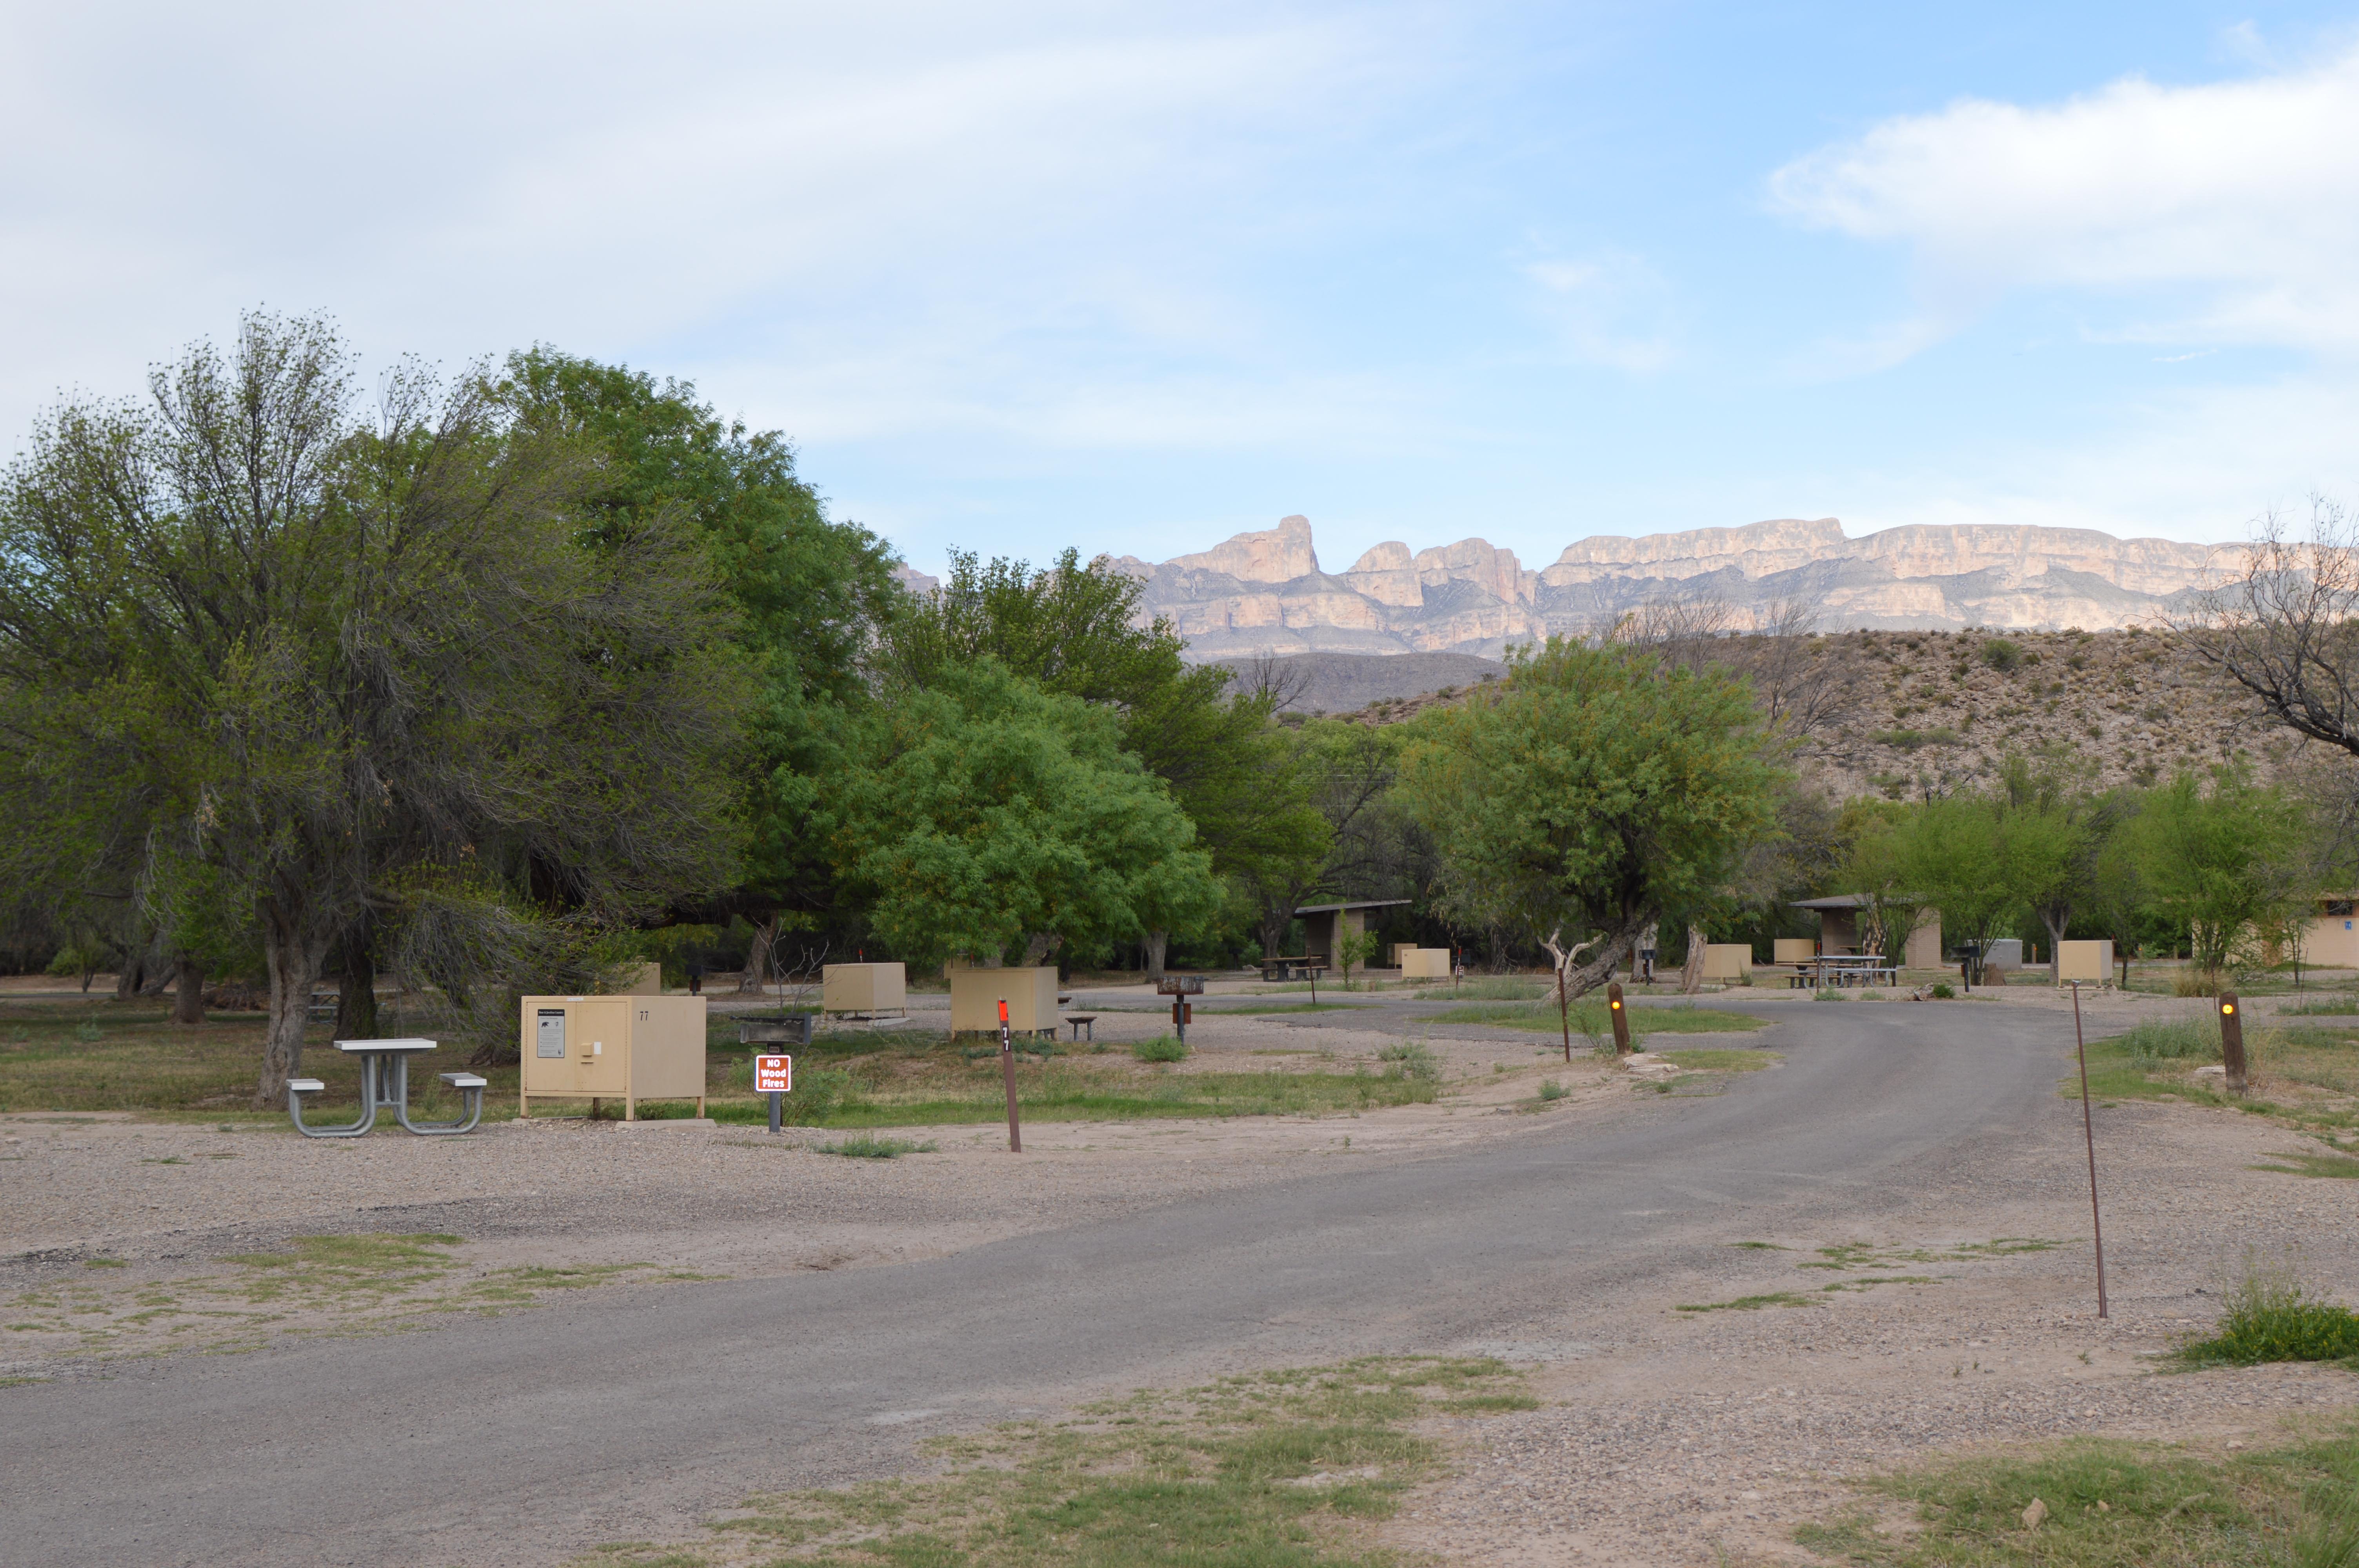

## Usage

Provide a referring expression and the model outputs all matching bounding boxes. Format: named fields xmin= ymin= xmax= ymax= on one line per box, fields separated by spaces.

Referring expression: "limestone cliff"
xmin=1119 ymin=515 xmax=2242 ymax=659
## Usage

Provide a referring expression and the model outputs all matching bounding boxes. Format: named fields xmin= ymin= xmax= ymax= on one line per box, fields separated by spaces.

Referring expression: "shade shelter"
xmin=1292 ymin=899 xmax=1412 ymax=964
xmin=1790 ymin=894 xmax=1943 ymax=969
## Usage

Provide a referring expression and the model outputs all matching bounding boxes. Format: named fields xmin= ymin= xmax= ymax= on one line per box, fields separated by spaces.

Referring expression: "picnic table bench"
xmin=287 ymin=1038 xmax=485 ymax=1138
xmin=1258 ymin=957 xmax=1329 ymax=983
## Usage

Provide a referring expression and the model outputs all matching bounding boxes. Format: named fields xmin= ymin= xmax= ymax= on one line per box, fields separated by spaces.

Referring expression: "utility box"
xmin=518 ymin=994 xmax=708 ymax=1120
xmin=950 ymin=966 xmax=1059 ymax=1036
xmin=823 ymin=962 xmax=907 ymax=1016
xmin=624 ymin=962 xmax=663 ymax=995
xmin=1398 ymin=948 xmax=1452 ymax=979
xmin=2058 ymin=940 xmax=2114 ymax=984
xmin=1701 ymin=944 xmax=1754 ymax=980
xmin=1772 ymin=938 xmax=1816 ymax=965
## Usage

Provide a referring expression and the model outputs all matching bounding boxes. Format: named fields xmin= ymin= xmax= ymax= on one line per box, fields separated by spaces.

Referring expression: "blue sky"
xmin=5 ymin=3 xmax=2358 ymax=578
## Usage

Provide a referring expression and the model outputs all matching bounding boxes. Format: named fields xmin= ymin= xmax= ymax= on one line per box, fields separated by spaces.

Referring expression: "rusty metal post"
xmin=2070 ymin=982 xmax=2108 ymax=1319
xmin=1607 ymin=980 xmax=1632 ymax=1056
xmin=998 ymin=998 xmax=1022 ymax=1153
xmin=2217 ymin=991 xmax=2247 ymax=1093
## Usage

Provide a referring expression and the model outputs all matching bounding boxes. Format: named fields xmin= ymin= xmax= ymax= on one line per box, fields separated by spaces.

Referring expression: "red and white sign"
xmin=754 ymin=1054 xmax=792 ymax=1094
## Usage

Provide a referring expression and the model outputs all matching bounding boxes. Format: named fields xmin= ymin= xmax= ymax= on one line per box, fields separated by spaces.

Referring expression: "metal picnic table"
xmin=286 ymin=1037 xmax=486 ymax=1138
xmin=1794 ymin=955 xmax=1899 ymax=990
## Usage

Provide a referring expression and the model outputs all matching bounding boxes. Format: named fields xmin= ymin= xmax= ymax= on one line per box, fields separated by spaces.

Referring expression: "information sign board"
xmin=754 ymin=1054 xmax=792 ymax=1094
xmin=1154 ymin=975 xmax=1205 ymax=995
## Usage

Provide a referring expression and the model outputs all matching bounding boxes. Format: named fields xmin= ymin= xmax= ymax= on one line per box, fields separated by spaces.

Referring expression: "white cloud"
xmin=1520 ymin=251 xmax=1677 ymax=371
xmin=1768 ymin=45 xmax=2359 ymax=354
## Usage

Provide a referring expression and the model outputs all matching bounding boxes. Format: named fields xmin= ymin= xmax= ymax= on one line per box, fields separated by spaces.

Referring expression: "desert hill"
xmin=1290 ymin=629 xmax=2341 ymax=800
xmin=1117 ymin=515 xmax=2240 ymax=659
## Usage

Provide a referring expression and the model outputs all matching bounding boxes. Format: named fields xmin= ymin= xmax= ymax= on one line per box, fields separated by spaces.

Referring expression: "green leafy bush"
xmin=1980 ymin=637 xmax=2023 ymax=671
xmin=1538 ymin=1078 xmax=1568 ymax=1102
xmin=2181 ymin=1260 xmax=2359 ymax=1366
xmin=1132 ymin=1035 xmax=1188 ymax=1063
xmin=1929 ymin=982 xmax=1956 ymax=999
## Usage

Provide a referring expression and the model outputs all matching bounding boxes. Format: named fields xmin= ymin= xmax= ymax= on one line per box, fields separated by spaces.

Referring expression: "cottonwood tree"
xmin=1396 ymin=638 xmax=1782 ymax=998
xmin=2126 ymin=767 xmax=2311 ymax=985
xmin=0 ymin=314 xmax=746 ymax=1104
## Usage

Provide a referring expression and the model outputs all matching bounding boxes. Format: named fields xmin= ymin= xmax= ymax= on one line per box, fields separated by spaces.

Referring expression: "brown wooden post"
xmin=2217 ymin=991 xmax=2247 ymax=1094
xmin=999 ymin=998 xmax=1023 ymax=1152
xmin=1607 ymin=980 xmax=1632 ymax=1056
xmin=1557 ymin=965 xmax=1572 ymax=1062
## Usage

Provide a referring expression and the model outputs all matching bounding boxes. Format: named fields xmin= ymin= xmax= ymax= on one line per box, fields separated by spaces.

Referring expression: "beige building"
xmin=2290 ymin=898 xmax=2359 ymax=968
xmin=1293 ymin=899 xmax=1411 ymax=963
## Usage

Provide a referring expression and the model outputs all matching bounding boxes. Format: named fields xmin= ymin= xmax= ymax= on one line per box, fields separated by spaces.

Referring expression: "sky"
xmin=5 ymin=2 xmax=2359 ymax=579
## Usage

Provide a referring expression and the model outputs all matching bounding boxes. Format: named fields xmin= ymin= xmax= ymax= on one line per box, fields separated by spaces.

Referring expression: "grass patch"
xmin=1204 ymin=1002 xmax=1374 ymax=1016
xmin=2178 ymin=1259 xmax=2359 ymax=1368
xmin=752 ymin=1064 xmax=1442 ymax=1129
xmin=811 ymin=1134 xmax=938 ymax=1159
xmin=590 ymin=1356 xmax=1533 ymax=1568
xmin=1676 ymin=1292 xmax=1819 ymax=1312
xmin=2283 ymin=997 xmax=2359 ymax=1015
xmin=1131 ymin=1035 xmax=1189 ymax=1063
xmin=2072 ymin=1017 xmax=2359 ymax=1137
xmin=2253 ymin=1148 xmax=2359 ymax=1179
xmin=1415 ymin=976 xmax=1551 ymax=1002
xmin=1655 ymin=1048 xmax=1778 ymax=1073
xmin=1795 ymin=1421 xmax=2359 ymax=1568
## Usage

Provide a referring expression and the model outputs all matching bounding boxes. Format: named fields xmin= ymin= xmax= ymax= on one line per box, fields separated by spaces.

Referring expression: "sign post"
xmin=2069 ymin=982 xmax=2108 ymax=1319
xmin=1157 ymin=975 xmax=1203 ymax=1045
xmin=1607 ymin=980 xmax=1631 ymax=1056
xmin=2217 ymin=991 xmax=2248 ymax=1094
xmin=998 ymin=998 xmax=1022 ymax=1154
xmin=753 ymin=1053 xmax=792 ymax=1134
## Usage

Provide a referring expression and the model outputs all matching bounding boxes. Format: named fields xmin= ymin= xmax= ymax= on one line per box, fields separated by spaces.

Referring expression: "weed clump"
xmin=2114 ymin=1018 xmax=2218 ymax=1066
xmin=2181 ymin=1257 xmax=2359 ymax=1367
xmin=1131 ymin=1035 xmax=1188 ymax=1064
xmin=1378 ymin=1042 xmax=1441 ymax=1082
xmin=1538 ymin=1078 xmax=1568 ymax=1102
xmin=812 ymin=1134 xmax=938 ymax=1159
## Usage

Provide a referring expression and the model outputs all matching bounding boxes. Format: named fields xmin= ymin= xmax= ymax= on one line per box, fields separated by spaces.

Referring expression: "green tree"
xmin=0 ymin=315 xmax=747 ymax=1103
xmin=875 ymin=547 xmax=1327 ymax=965
xmin=2127 ymin=768 xmax=2311 ymax=984
xmin=1395 ymin=638 xmax=1782 ymax=996
xmin=494 ymin=350 xmax=903 ymax=931
xmin=825 ymin=660 xmax=1219 ymax=970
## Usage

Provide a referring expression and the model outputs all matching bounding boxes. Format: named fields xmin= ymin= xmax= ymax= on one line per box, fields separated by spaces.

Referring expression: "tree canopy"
xmin=1396 ymin=637 xmax=1783 ymax=994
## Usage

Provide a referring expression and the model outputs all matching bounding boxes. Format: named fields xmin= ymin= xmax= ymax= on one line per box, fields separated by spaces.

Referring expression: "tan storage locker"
xmin=2057 ymin=940 xmax=2113 ymax=984
xmin=949 ymin=966 xmax=1060 ymax=1036
xmin=824 ymin=962 xmax=907 ymax=1016
xmin=1398 ymin=948 xmax=1452 ymax=979
xmin=1773 ymin=938 xmax=1816 ymax=964
xmin=519 ymin=994 xmax=708 ymax=1120
xmin=1701 ymin=944 xmax=1754 ymax=980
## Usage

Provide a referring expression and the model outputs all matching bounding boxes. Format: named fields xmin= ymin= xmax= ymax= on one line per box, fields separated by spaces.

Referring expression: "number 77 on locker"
xmin=754 ymin=1054 xmax=792 ymax=1094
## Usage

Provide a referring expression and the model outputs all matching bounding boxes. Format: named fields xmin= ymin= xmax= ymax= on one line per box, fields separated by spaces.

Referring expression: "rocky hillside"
xmin=1314 ymin=628 xmax=2349 ymax=801
xmin=1117 ymin=515 xmax=2244 ymax=658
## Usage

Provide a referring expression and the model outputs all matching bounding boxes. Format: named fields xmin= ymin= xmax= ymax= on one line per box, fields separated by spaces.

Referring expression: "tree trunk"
xmin=740 ymin=918 xmax=776 ymax=993
xmin=2040 ymin=911 xmax=2069 ymax=986
xmin=1019 ymin=933 xmax=1061 ymax=968
xmin=172 ymin=954 xmax=205 ymax=1026
xmin=1143 ymin=930 xmax=1169 ymax=980
xmin=1258 ymin=900 xmax=1292 ymax=960
xmin=335 ymin=928 xmax=378 ymax=1040
xmin=114 ymin=949 xmax=145 ymax=1001
xmin=255 ymin=911 xmax=325 ymax=1109
xmin=1679 ymin=925 xmax=1706 ymax=994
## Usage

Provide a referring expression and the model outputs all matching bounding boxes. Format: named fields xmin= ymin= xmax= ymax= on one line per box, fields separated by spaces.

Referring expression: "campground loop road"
xmin=2 ymin=998 xmax=2075 ymax=1567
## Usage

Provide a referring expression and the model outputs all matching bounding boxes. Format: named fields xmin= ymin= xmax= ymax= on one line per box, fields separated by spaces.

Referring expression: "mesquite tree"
xmin=1397 ymin=638 xmax=1781 ymax=998
xmin=0 ymin=314 xmax=746 ymax=1104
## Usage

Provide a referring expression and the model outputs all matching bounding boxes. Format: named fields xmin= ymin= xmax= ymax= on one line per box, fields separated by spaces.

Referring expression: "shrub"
xmin=1538 ymin=1078 xmax=1568 ymax=1101
xmin=1378 ymin=1042 xmax=1441 ymax=1082
xmin=2181 ymin=1256 xmax=2359 ymax=1366
xmin=1981 ymin=638 xmax=2023 ymax=671
xmin=1132 ymin=1035 xmax=1188 ymax=1063
xmin=1815 ymin=988 xmax=1846 ymax=1002
xmin=2173 ymin=969 xmax=2222 ymax=998
xmin=1928 ymin=982 xmax=1955 ymax=999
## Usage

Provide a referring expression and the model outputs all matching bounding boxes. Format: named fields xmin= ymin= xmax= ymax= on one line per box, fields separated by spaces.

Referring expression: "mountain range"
xmin=1110 ymin=515 xmax=2242 ymax=660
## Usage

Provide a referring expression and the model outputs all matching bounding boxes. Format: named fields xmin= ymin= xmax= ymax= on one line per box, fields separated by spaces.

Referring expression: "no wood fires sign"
xmin=754 ymin=1054 xmax=792 ymax=1094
